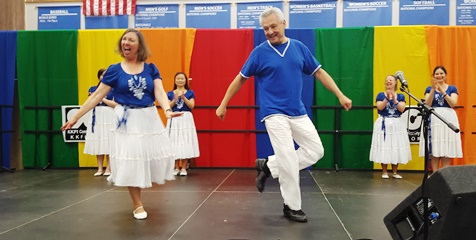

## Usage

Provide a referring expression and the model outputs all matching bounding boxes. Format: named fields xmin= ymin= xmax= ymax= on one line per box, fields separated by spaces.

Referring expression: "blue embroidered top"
xmin=167 ymin=90 xmax=195 ymax=112
xmin=240 ymin=38 xmax=320 ymax=122
xmin=376 ymin=92 xmax=405 ymax=117
xmin=101 ymin=62 xmax=161 ymax=107
xmin=424 ymin=85 xmax=458 ymax=108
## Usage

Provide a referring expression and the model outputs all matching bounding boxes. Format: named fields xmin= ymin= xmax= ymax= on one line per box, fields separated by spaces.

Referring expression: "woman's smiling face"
xmin=385 ymin=75 xmax=397 ymax=90
xmin=433 ymin=68 xmax=446 ymax=83
xmin=121 ymin=32 xmax=139 ymax=59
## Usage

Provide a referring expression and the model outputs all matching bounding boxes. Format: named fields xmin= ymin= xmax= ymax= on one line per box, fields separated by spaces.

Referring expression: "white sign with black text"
xmin=61 ymin=105 xmax=90 ymax=142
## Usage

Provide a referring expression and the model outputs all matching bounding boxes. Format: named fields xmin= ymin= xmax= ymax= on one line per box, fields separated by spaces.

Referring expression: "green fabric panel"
xmin=17 ymin=31 xmax=79 ymax=168
xmin=313 ymin=27 xmax=374 ymax=170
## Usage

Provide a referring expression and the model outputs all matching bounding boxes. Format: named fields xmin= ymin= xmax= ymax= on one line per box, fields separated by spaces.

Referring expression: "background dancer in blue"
xmin=84 ymin=68 xmax=116 ymax=177
xmin=166 ymin=72 xmax=200 ymax=176
xmin=419 ymin=66 xmax=462 ymax=172
xmin=369 ymin=75 xmax=411 ymax=179
xmin=216 ymin=7 xmax=352 ymax=222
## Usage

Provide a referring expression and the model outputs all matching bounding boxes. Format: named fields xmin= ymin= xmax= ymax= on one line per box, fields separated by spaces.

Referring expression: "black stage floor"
xmin=0 ymin=169 xmax=424 ymax=240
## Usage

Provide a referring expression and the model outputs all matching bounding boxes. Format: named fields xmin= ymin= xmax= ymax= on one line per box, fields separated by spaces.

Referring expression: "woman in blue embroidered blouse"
xmin=61 ymin=29 xmax=182 ymax=220
xmin=84 ymin=68 xmax=116 ymax=177
xmin=370 ymin=75 xmax=412 ymax=179
xmin=419 ymin=66 xmax=462 ymax=172
xmin=166 ymin=72 xmax=200 ymax=177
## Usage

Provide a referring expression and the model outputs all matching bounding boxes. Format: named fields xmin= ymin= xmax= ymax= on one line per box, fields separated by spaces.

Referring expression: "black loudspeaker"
xmin=384 ymin=165 xmax=476 ymax=240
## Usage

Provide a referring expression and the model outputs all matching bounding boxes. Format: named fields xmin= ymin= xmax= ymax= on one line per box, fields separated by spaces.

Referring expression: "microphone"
xmin=395 ymin=71 xmax=408 ymax=88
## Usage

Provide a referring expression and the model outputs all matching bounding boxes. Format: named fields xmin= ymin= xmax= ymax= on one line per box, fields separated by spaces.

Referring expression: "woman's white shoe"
xmin=133 ymin=206 xmax=147 ymax=220
xmin=392 ymin=173 xmax=403 ymax=179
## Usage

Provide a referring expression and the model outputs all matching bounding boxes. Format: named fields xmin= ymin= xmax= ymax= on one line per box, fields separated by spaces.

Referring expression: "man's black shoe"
xmin=283 ymin=204 xmax=308 ymax=222
xmin=255 ymin=158 xmax=270 ymax=192
xmin=255 ymin=158 xmax=271 ymax=175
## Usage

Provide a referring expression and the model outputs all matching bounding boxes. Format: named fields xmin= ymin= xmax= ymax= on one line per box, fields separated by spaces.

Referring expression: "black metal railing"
xmin=18 ymin=104 xmax=467 ymax=171
xmin=192 ymin=105 xmax=265 ymax=133
xmin=193 ymin=104 xmax=465 ymax=171
xmin=23 ymin=106 xmax=62 ymax=170
xmin=193 ymin=105 xmax=376 ymax=171
xmin=311 ymin=105 xmax=374 ymax=171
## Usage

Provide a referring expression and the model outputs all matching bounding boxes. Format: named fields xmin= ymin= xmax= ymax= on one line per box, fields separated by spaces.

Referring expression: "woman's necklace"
xmin=132 ymin=75 xmax=142 ymax=88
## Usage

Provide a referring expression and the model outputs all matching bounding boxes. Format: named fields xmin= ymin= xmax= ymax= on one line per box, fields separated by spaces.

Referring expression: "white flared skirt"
xmin=84 ymin=106 xmax=115 ymax=155
xmin=369 ymin=116 xmax=412 ymax=165
xmin=165 ymin=111 xmax=200 ymax=159
xmin=107 ymin=105 xmax=175 ymax=188
xmin=419 ymin=107 xmax=463 ymax=158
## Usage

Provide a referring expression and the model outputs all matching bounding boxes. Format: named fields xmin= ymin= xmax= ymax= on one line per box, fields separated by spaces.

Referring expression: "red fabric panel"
xmin=190 ymin=29 xmax=256 ymax=167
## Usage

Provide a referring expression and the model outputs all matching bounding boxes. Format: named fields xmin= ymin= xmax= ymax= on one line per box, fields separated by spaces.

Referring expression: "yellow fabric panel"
xmin=373 ymin=26 xmax=431 ymax=171
xmin=140 ymin=29 xmax=197 ymax=123
xmin=425 ymin=26 xmax=476 ymax=165
xmin=77 ymin=30 xmax=125 ymax=167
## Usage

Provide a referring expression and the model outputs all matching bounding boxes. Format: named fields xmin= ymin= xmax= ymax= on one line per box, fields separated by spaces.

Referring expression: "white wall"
xmin=25 ymin=0 xmax=458 ymax=30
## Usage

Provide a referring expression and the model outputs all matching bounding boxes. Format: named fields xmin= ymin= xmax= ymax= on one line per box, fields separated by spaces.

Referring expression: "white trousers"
xmin=264 ymin=115 xmax=324 ymax=210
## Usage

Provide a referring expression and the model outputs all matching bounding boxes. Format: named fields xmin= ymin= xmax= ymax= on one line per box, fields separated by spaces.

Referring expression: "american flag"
xmin=82 ymin=0 xmax=136 ymax=16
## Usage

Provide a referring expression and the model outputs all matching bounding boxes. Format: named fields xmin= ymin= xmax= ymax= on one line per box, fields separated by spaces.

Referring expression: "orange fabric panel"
xmin=425 ymin=26 xmax=476 ymax=165
xmin=140 ymin=29 xmax=196 ymax=122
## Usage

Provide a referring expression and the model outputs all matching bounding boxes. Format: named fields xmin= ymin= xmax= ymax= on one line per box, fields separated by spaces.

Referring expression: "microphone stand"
xmin=399 ymin=85 xmax=459 ymax=240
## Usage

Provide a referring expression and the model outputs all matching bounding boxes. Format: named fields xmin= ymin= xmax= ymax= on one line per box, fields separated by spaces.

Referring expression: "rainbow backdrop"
xmin=1 ymin=26 xmax=474 ymax=170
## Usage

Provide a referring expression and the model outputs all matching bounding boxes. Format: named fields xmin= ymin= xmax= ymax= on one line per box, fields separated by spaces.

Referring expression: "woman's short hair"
xmin=116 ymin=28 xmax=151 ymax=62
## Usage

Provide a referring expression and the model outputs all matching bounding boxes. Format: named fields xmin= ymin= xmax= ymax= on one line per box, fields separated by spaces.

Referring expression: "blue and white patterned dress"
xmin=165 ymin=90 xmax=200 ymax=160
xmin=370 ymin=92 xmax=412 ymax=165
xmin=101 ymin=62 xmax=176 ymax=188
xmin=419 ymin=86 xmax=462 ymax=158
xmin=84 ymin=87 xmax=115 ymax=156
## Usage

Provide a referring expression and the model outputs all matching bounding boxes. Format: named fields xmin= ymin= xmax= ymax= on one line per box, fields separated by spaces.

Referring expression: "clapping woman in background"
xmin=166 ymin=72 xmax=200 ymax=176
xmin=370 ymin=75 xmax=411 ymax=179
xmin=419 ymin=66 xmax=462 ymax=172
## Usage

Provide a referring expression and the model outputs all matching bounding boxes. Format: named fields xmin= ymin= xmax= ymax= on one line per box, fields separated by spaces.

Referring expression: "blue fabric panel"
xmin=0 ymin=31 xmax=17 ymax=169
xmin=253 ymin=29 xmax=316 ymax=158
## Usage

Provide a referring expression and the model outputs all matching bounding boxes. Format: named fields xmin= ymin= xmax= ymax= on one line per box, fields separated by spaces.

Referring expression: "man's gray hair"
xmin=259 ymin=7 xmax=285 ymax=25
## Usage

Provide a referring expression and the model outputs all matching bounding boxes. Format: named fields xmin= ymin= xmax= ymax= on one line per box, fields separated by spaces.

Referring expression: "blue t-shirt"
xmin=376 ymin=92 xmax=405 ymax=117
xmin=101 ymin=62 xmax=161 ymax=107
xmin=88 ymin=86 xmax=114 ymax=106
xmin=424 ymin=85 xmax=458 ymax=108
xmin=167 ymin=90 xmax=195 ymax=112
xmin=240 ymin=38 xmax=320 ymax=121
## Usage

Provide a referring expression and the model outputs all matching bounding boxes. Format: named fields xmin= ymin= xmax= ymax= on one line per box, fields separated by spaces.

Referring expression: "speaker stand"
xmin=400 ymin=85 xmax=459 ymax=240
